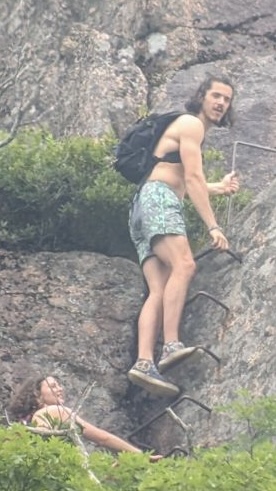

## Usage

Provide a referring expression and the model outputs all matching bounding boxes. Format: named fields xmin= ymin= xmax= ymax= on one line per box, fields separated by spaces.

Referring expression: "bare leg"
xmin=128 ymin=248 xmax=183 ymax=396
xmin=153 ymin=234 xmax=196 ymax=343
xmin=128 ymin=253 xmax=180 ymax=396
xmin=137 ymin=256 xmax=170 ymax=360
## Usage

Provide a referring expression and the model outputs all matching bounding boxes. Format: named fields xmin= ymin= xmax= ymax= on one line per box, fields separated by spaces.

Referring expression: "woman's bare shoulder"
xmin=32 ymin=405 xmax=72 ymax=425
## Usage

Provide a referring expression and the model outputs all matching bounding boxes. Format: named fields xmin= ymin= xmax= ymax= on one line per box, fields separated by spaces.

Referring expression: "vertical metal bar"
xmin=226 ymin=140 xmax=276 ymax=231
xmin=166 ymin=407 xmax=194 ymax=454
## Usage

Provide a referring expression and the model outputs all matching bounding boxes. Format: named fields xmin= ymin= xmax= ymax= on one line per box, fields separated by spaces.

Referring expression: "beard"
xmin=207 ymin=112 xmax=225 ymax=127
xmin=213 ymin=118 xmax=224 ymax=127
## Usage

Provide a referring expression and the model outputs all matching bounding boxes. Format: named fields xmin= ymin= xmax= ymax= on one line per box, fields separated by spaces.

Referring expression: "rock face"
xmin=1 ymin=179 xmax=275 ymax=453
xmin=1 ymin=0 xmax=275 ymax=453
xmin=0 ymin=252 xmax=144 ymax=446
xmin=1 ymin=0 xmax=275 ymax=191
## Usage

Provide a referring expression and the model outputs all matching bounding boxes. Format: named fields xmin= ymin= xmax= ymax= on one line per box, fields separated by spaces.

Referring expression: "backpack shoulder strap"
xmin=150 ymin=111 xmax=183 ymax=149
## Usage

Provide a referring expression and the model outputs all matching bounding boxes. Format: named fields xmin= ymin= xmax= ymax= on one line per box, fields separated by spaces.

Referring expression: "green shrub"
xmin=0 ymin=128 xmax=135 ymax=257
xmin=0 ymin=421 xmax=276 ymax=491
xmin=0 ymin=130 xmax=251 ymax=257
xmin=217 ymin=390 xmax=276 ymax=455
xmin=0 ymin=424 xmax=100 ymax=490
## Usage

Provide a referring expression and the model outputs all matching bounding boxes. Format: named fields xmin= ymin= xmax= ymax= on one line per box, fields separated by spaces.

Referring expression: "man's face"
xmin=38 ymin=376 xmax=65 ymax=406
xmin=202 ymin=81 xmax=233 ymax=125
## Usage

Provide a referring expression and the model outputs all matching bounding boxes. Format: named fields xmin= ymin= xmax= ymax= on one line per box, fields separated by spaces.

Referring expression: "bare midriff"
xmin=147 ymin=162 xmax=185 ymax=200
xmin=146 ymin=120 xmax=186 ymax=200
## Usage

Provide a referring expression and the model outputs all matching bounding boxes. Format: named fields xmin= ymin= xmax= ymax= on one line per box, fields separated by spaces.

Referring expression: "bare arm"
xmin=32 ymin=405 xmax=142 ymax=454
xmin=206 ymin=182 xmax=226 ymax=195
xmin=79 ymin=417 xmax=142 ymax=453
xmin=207 ymin=172 xmax=240 ymax=196
xmin=179 ymin=117 xmax=228 ymax=249
xmin=179 ymin=118 xmax=218 ymax=229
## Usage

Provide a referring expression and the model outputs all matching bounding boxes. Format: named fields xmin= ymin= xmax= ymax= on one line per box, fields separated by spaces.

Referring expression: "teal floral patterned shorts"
xmin=129 ymin=180 xmax=186 ymax=265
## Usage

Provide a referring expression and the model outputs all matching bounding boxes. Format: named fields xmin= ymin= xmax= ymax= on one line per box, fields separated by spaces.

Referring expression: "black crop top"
xmin=163 ymin=151 xmax=181 ymax=163
xmin=154 ymin=140 xmax=204 ymax=165
xmin=154 ymin=150 xmax=181 ymax=164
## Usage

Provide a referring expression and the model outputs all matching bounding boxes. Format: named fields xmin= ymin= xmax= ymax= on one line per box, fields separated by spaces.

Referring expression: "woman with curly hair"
xmin=8 ymin=374 xmax=161 ymax=459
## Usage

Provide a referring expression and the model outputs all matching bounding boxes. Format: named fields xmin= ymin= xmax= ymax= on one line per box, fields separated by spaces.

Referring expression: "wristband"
xmin=208 ymin=226 xmax=222 ymax=233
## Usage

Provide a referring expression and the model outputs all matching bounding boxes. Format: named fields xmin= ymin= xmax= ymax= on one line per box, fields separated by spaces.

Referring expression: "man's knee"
xmin=172 ymin=256 xmax=196 ymax=279
xmin=148 ymin=286 xmax=165 ymax=302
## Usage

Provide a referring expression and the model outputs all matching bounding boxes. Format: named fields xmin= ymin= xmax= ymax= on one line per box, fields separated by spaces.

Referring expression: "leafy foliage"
xmin=0 ymin=424 xmax=99 ymax=491
xmin=1 ymin=396 xmax=276 ymax=491
xmin=217 ymin=390 xmax=276 ymax=456
xmin=0 ymin=129 xmax=251 ymax=257
xmin=0 ymin=128 xmax=134 ymax=256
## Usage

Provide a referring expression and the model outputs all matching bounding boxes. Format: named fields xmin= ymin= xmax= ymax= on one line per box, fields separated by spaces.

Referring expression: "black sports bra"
xmin=154 ymin=141 xmax=204 ymax=165
xmin=163 ymin=150 xmax=181 ymax=163
xmin=153 ymin=150 xmax=181 ymax=164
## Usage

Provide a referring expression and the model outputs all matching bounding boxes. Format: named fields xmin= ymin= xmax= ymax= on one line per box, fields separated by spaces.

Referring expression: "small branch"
xmin=19 ymin=105 xmax=54 ymax=127
xmin=0 ymin=85 xmax=41 ymax=149
xmin=0 ymin=61 xmax=31 ymax=93
xmin=68 ymin=381 xmax=100 ymax=483
xmin=4 ymin=409 xmax=12 ymax=426
xmin=0 ymin=60 xmax=50 ymax=148
xmin=23 ymin=426 xmax=69 ymax=437
xmin=71 ymin=381 xmax=97 ymax=425
xmin=0 ymin=74 xmax=16 ymax=96
xmin=0 ymin=110 xmax=24 ymax=148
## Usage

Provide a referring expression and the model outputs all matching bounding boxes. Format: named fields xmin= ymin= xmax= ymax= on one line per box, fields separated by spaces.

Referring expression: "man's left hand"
xmin=221 ymin=171 xmax=240 ymax=195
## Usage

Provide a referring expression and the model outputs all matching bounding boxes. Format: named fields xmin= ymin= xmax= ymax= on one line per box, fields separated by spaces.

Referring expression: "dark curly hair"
xmin=185 ymin=74 xmax=235 ymax=128
xmin=7 ymin=375 xmax=46 ymax=421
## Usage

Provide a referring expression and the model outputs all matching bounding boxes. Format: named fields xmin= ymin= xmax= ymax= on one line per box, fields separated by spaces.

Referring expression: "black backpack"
xmin=113 ymin=111 xmax=183 ymax=184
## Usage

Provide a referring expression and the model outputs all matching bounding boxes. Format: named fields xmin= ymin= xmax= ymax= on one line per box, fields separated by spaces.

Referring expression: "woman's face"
xmin=38 ymin=376 xmax=65 ymax=407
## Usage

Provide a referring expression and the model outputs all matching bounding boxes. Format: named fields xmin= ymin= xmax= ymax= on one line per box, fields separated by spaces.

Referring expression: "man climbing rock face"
xmin=128 ymin=74 xmax=240 ymax=397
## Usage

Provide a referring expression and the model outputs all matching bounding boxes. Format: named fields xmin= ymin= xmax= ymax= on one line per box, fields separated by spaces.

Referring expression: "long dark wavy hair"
xmin=7 ymin=375 xmax=45 ymax=421
xmin=185 ymin=74 xmax=235 ymax=128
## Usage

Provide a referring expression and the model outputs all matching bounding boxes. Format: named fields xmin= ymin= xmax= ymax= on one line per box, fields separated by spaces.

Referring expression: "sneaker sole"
xmin=158 ymin=347 xmax=198 ymax=373
xmin=127 ymin=370 xmax=180 ymax=398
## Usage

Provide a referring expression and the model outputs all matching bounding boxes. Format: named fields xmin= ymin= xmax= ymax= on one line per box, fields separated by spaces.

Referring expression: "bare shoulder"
xmin=175 ymin=114 xmax=204 ymax=142
xmin=32 ymin=405 xmax=72 ymax=425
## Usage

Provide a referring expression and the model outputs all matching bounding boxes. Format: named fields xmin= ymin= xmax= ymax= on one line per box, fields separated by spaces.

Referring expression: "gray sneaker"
xmin=128 ymin=359 xmax=180 ymax=397
xmin=158 ymin=342 xmax=197 ymax=373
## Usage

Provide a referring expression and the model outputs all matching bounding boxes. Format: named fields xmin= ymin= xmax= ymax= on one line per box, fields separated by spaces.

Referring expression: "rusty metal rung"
xmin=171 ymin=394 xmax=212 ymax=413
xmin=185 ymin=290 xmax=230 ymax=313
xmin=127 ymin=394 xmax=212 ymax=441
xmin=194 ymin=247 xmax=242 ymax=263
xmin=164 ymin=446 xmax=188 ymax=458
xmin=182 ymin=345 xmax=220 ymax=364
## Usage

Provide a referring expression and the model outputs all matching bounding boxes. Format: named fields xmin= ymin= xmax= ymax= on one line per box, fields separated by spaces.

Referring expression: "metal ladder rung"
xmin=194 ymin=247 xmax=242 ymax=263
xmin=185 ymin=290 xmax=230 ymax=313
xmin=127 ymin=394 xmax=212 ymax=442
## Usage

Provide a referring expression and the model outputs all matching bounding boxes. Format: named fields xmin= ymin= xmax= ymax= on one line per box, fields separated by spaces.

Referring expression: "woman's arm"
xmin=78 ymin=417 xmax=142 ymax=453
xmin=32 ymin=405 xmax=142 ymax=454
